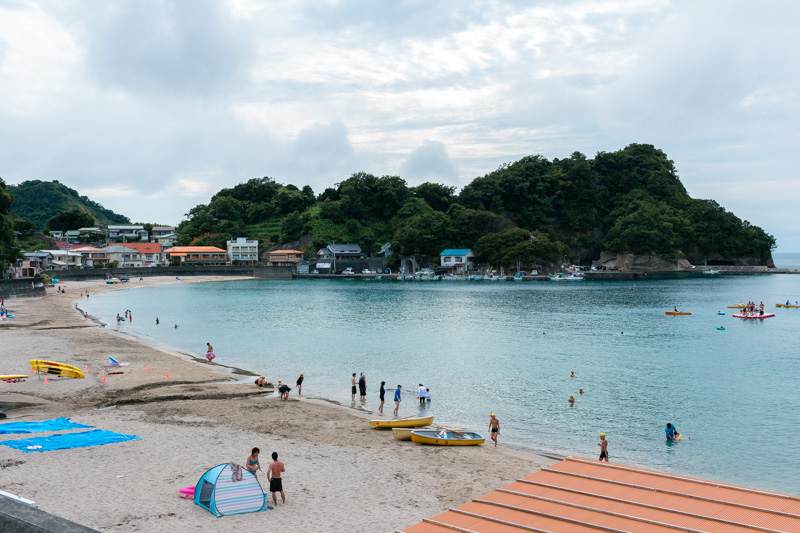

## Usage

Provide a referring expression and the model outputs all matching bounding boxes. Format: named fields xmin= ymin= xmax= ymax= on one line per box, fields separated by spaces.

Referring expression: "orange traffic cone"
xmin=166 ymin=371 xmax=170 ymax=378
xmin=30 ymin=367 xmax=34 ymax=374
xmin=84 ymin=365 xmax=88 ymax=372
xmin=44 ymin=377 xmax=48 ymax=384
xmin=102 ymin=375 xmax=106 ymax=383
xmin=146 ymin=365 xmax=150 ymax=372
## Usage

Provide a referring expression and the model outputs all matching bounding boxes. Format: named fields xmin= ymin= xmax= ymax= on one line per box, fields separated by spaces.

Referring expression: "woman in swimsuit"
xmin=246 ymin=447 xmax=261 ymax=478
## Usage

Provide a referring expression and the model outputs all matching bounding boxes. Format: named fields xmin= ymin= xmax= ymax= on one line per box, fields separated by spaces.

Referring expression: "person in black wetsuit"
xmin=378 ymin=381 xmax=386 ymax=414
xmin=296 ymin=373 xmax=304 ymax=396
xmin=358 ymin=373 xmax=366 ymax=401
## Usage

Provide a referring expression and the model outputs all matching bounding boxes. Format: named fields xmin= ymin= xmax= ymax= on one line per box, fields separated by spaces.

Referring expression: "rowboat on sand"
xmin=369 ymin=416 xmax=433 ymax=429
xmin=665 ymin=311 xmax=692 ymax=315
xmin=392 ymin=427 xmax=428 ymax=440
xmin=410 ymin=429 xmax=485 ymax=446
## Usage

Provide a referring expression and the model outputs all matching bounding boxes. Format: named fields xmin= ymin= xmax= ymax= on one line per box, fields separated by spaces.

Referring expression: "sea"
xmin=82 ymin=256 xmax=800 ymax=496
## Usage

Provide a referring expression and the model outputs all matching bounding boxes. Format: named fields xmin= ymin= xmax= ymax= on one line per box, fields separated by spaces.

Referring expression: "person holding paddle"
xmin=489 ymin=413 xmax=500 ymax=447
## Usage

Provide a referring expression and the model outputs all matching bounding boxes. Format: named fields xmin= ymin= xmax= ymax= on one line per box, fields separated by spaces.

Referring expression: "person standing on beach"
xmin=267 ymin=452 xmax=286 ymax=505
xmin=359 ymin=373 xmax=367 ymax=401
xmin=418 ymin=384 xmax=426 ymax=406
xmin=598 ymin=433 xmax=609 ymax=462
xmin=489 ymin=413 xmax=500 ymax=447
xmin=246 ymin=447 xmax=261 ymax=478
xmin=351 ymin=373 xmax=357 ymax=401
xmin=393 ymin=384 xmax=402 ymax=416
xmin=206 ymin=343 xmax=215 ymax=364
xmin=378 ymin=381 xmax=386 ymax=414
xmin=296 ymin=374 xmax=303 ymax=397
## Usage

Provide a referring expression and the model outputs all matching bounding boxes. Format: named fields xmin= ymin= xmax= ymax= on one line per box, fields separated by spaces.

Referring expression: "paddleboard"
xmin=29 ymin=360 xmax=85 ymax=379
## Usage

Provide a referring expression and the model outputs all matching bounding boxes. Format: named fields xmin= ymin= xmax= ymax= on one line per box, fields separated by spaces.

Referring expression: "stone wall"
xmin=38 ymin=266 xmax=294 ymax=281
xmin=0 ymin=276 xmax=46 ymax=300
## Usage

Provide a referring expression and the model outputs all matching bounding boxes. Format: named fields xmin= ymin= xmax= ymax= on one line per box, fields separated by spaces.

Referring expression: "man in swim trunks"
xmin=379 ymin=381 xmax=386 ymax=415
xmin=267 ymin=451 xmax=286 ymax=505
xmin=489 ymin=413 xmax=500 ymax=447
xmin=393 ymin=384 xmax=402 ymax=416
xmin=351 ymin=373 xmax=357 ymax=401
xmin=598 ymin=433 xmax=609 ymax=462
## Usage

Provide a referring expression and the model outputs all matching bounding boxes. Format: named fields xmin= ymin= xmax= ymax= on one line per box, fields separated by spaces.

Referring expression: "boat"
xmin=727 ymin=305 xmax=745 ymax=309
xmin=369 ymin=416 xmax=433 ymax=429
xmin=665 ymin=311 xmax=692 ymax=315
xmin=106 ymin=278 xmax=121 ymax=284
xmin=703 ymin=269 xmax=721 ymax=275
xmin=776 ymin=304 xmax=800 ymax=308
xmin=392 ymin=427 xmax=430 ymax=441
xmin=409 ymin=429 xmax=485 ymax=446
xmin=549 ymin=272 xmax=583 ymax=281
xmin=29 ymin=359 xmax=85 ymax=378
xmin=732 ymin=313 xmax=775 ymax=319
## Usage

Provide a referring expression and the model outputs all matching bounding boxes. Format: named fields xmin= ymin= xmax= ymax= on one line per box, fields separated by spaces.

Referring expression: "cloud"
xmin=398 ymin=140 xmax=458 ymax=184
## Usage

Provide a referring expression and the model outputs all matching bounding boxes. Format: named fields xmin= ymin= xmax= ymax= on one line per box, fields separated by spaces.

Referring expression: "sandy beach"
xmin=0 ymin=276 xmax=555 ymax=532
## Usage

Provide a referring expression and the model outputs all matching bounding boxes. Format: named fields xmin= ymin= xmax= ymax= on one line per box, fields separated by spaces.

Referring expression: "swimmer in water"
xmin=569 ymin=395 xmax=575 ymax=404
xmin=570 ymin=371 xmax=575 ymax=378
xmin=579 ymin=388 xmax=584 ymax=394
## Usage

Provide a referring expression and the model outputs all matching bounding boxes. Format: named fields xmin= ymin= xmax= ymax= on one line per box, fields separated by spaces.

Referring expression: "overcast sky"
xmin=1 ymin=1 xmax=798 ymax=251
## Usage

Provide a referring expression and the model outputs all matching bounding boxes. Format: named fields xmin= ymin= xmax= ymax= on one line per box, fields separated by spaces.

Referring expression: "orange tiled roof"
xmin=168 ymin=246 xmax=226 ymax=253
xmin=122 ymin=242 xmax=163 ymax=253
xmin=400 ymin=457 xmax=800 ymax=533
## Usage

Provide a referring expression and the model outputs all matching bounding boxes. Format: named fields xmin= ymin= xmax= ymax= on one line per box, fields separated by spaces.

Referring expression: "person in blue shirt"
xmin=665 ymin=423 xmax=681 ymax=440
xmin=393 ymin=385 xmax=402 ymax=416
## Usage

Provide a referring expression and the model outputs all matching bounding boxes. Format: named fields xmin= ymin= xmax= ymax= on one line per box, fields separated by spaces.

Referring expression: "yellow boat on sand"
xmin=29 ymin=359 xmax=85 ymax=379
xmin=369 ymin=416 xmax=433 ymax=429
xmin=410 ymin=429 xmax=485 ymax=446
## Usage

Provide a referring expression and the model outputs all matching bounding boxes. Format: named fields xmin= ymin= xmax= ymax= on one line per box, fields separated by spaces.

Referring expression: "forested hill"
xmin=8 ymin=180 xmax=130 ymax=230
xmin=178 ymin=143 xmax=775 ymax=267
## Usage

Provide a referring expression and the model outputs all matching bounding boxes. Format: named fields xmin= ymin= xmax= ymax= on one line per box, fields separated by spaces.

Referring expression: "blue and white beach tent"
xmin=194 ymin=463 xmax=267 ymax=517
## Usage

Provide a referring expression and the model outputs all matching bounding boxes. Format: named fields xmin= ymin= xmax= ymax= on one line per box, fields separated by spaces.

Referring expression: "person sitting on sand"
xmin=246 ymin=447 xmax=261 ymax=478
xmin=255 ymin=376 xmax=268 ymax=388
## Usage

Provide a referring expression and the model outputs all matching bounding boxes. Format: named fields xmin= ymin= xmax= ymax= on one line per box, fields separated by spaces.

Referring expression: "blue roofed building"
xmin=439 ymin=249 xmax=475 ymax=273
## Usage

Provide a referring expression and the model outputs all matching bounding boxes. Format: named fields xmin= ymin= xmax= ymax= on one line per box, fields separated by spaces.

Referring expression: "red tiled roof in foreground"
xmin=400 ymin=457 xmax=800 ymax=533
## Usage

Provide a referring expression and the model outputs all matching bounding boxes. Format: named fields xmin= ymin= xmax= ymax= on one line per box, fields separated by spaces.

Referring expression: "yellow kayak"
xmin=369 ymin=416 xmax=433 ymax=429
xmin=410 ymin=429 xmax=485 ymax=446
xmin=29 ymin=360 xmax=85 ymax=379
xmin=727 ymin=305 xmax=745 ymax=309
xmin=776 ymin=304 xmax=800 ymax=308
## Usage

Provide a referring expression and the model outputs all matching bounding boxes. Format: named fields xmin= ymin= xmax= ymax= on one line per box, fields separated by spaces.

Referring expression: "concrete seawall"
xmin=37 ymin=266 xmax=294 ymax=281
xmin=0 ymin=276 xmax=46 ymax=300
xmin=0 ymin=495 xmax=99 ymax=533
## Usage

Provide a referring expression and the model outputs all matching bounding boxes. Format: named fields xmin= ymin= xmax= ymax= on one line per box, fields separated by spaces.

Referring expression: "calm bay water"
xmin=84 ymin=275 xmax=800 ymax=495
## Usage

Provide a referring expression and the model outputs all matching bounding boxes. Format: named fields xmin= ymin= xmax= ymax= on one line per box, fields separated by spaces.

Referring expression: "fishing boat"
xmin=409 ymin=429 xmax=485 ymax=446
xmin=732 ymin=313 xmax=775 ymax=319
xmin=549 ymin=272 xmax=583 ymax=281
xmin=369 ymin=416 xmax=433 ymax=429
xmin=776 ymin=303 xmax=800 ymax=308
xmin=665 ymin=311 xmax=692 ymax=315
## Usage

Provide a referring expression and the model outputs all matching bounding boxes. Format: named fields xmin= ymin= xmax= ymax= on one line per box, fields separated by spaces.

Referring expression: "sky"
xmin=1 ymin=0 xmax=798 ymax=250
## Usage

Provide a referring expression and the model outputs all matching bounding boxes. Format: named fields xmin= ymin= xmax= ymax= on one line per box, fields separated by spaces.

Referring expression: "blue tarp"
xmin=0 ymin=429 xmax=141 ymax=452
xmin=0 ymin=417 xmax=94 ymax=435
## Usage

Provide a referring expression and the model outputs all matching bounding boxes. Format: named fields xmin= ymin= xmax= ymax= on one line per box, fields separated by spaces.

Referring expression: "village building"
xmin=438 ymin=249 xmax=475 ymax=274
xmin=226 ymin=238 xmax=259 ymax=265
xmin=267 ymin=249 xmax=304 ymax=267
xmin=167 ymin=246 xmax=228 ymax=266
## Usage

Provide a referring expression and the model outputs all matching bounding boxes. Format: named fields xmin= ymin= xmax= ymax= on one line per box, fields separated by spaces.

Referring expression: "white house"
xmin=439 ymin=249 xmax=475 ymax=273
xmin=227 ymin=238 xmax=259 ymax=265
xmin=42 ymin=250 xmax=83 ymax=269
xmin=103 ymin=244 xmax=143 ymax=268
xmin=107 ymin=225 xmax=149 ymax=242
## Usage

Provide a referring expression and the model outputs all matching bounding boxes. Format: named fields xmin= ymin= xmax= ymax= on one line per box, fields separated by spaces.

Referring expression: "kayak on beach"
xmin=29 ymin=360 xmax=85 ymax=379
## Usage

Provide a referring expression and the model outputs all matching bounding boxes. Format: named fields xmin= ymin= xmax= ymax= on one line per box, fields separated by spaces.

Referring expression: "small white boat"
xmin=549 ymin=272 xmax=583 ymax=281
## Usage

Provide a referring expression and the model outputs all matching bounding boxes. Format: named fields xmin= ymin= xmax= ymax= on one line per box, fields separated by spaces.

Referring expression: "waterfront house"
xmin=18 ymin=251 xmax=54 ymax=274
xmin=167 ymin=246 xmax=228 ymax=266
xmin=267 ymin=249 xmax=304 ymax=266
xmin=121 ymin=242 xmax=165 ymax=266
xmin=42 ymin=250 xmax=83 ymax=269
xmin=107 ymin=225 xmax=149 ymax=242
xmin=103 ymin=244 xmax=143 ymax=268
xmin=439 ymin=249 xmax=475 ymax=273
xmin=70 ymin=246 xmax=108 ymax=268
xmin=227 ymin=238 xmax=259 ymax=265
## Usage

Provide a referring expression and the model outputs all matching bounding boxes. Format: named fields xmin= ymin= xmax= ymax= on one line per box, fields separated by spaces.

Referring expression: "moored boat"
xmin=410 ymin=429 xmax=485 ymax=446
xmin=369 ymin=416 xmax=433 ymax=429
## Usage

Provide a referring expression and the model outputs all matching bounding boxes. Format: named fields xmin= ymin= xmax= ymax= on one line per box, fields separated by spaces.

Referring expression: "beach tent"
xmin=194 ymin=463 xmax=266 ymax=517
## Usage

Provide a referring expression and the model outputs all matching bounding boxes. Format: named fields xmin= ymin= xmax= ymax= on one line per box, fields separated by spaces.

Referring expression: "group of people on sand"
xmin=362 ymin=376 xmax=431 ymax=416
xmin=245 ymin=448 xmax=286 ymax=506
xmin=254 ymin=374 xmax=303 ymax=400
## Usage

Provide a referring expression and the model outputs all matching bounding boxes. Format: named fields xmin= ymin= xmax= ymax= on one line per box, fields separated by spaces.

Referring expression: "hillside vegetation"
xmin=8 ymin=180 xmax=130 ymax=230
xmin=177 ymin=144 xmax=775 ymax=268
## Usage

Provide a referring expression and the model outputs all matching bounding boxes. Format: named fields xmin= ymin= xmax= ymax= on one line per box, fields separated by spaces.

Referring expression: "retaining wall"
xmin=0 ymin=276 xmax=46 ymax=300
xmin=39 ymin=266 xmax=294 ymax=281
xmin=0 ymin=495 xmax=99 ymax=533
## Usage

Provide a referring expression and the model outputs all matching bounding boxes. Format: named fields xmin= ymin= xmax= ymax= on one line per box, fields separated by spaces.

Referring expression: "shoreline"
xmin=0 ymin=276 xmax=556 ymax=532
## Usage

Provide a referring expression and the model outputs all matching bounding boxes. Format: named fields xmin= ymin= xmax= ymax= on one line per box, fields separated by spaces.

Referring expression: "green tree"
xmin=412 ymin=182 xmax=455 ymax=212
xmin=280 ymin=211 xmax=304 ymax=242
xmin=45 ymin=209 xmax=95 ymax=232
xmin=1 ymin=178 xmax=22 ymax=269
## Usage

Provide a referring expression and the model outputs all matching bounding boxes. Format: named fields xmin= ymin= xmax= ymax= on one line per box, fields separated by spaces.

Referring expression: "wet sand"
xmin=0 ymin=277 xmax=555 ymax=532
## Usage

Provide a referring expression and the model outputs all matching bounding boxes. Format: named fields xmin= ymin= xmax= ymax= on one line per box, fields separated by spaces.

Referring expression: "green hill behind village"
xmin=7 ymin=180 xmax=130 ymax=231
